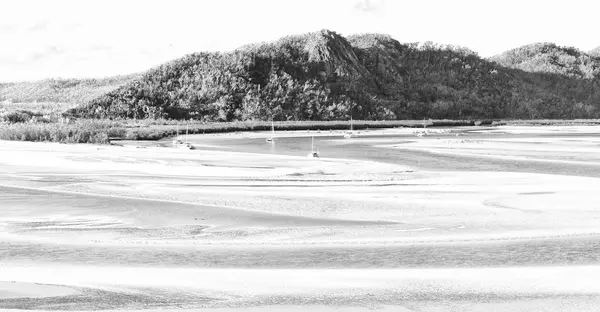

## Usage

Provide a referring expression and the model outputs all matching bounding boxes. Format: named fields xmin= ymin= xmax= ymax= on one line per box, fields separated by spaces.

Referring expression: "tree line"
xmin=67 ymin=30 xmax=600 ymax=121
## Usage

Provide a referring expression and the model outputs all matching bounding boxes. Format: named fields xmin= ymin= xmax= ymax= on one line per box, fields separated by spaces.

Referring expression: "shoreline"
xmin=3 ymin=118 xmax=600 ymax=145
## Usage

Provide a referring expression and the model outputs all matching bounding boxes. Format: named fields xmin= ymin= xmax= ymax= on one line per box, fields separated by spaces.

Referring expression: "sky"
xmin=1 ymin=0 xmax=599 ymax=82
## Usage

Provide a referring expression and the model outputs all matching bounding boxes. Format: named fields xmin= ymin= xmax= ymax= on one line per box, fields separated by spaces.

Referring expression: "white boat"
xmin=174 ymin=124 xmax=195 ymax=149
xmin=266 ymin=120 xmax=275 ymax=143
xmin=344 ymin=116 xmax=355 ymax=139
xmin=181 ymin=142 xmax=195 ymax=150
xmin=344 ymin=112 xmax=360 ymax=139
xmin=307 ymin=136 xmax=319 ymax=158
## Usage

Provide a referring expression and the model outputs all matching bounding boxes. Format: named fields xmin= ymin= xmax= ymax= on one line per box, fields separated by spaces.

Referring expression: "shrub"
xmin=0 ymin=119 xmax=120 ymax=144
xmin=2 ymin=110 xmax=41 ymax=123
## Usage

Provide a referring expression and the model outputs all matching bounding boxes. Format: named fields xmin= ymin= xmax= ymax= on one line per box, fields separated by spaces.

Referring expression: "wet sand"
xmin=1 ymin=126 xmax=600 ymax=311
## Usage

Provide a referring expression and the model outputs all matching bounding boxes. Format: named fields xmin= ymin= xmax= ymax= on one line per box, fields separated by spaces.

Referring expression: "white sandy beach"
xmin=1 ymin=126 xmax=600 ymax=311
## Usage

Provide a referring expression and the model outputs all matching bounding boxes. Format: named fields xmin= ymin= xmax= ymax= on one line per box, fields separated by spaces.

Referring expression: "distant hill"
xmin=62 ymin=31 xmax=600 ymax=120
xmin=490 ymin=42 xmax=600 ymax=79
xmin=0 ymin=74 xmax=139 ymax=104
xmin=589 ymin=46 xmax=600 ymax=57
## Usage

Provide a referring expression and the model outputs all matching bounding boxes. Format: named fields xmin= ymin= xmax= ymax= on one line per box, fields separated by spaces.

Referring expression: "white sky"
xmin=1 ymin=0 xmax=598 ymax=82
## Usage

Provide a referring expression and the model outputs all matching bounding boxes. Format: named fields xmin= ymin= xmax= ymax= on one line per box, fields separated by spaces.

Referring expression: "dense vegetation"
xmin=490 ymin=42 xmax=600 ymax=79
xmin=65 ymin=30 xmax=600 ymax=122
xmin=489 ymin=42 xmax=600 ymax=119
xmin=0 ymin=102 xmax=73 ymax=120
xmin=0 ymin=74 xmax=138 ymax=104
xmin=0 ymin=119 xmax=120 ymax=144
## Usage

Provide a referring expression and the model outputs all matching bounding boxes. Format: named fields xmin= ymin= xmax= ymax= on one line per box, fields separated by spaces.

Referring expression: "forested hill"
xmin=69 ymin=30 xmax=600 ymax=121
xmin=490 ymin=42 xmax=600 ymax=79
xmin=0 ymin=74 xmax=139 ymax=104
xmin=590 ymin=46 xmax=600 ymax=57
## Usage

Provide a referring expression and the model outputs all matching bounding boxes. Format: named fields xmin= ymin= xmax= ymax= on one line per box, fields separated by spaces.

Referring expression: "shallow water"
xmin=181 ymin=129 xmax=600 ymax=177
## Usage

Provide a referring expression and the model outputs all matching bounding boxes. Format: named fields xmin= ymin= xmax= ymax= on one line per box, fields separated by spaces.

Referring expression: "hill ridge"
xmin=490 ymin=42 xmax=600 ymax=79
xmin=0 ymin=74 xmax=140 ymax=104
xmin=67 ymin=30 xmax=600 ymax=121
xmin=3 ymin=29 xmax=599 ymax=121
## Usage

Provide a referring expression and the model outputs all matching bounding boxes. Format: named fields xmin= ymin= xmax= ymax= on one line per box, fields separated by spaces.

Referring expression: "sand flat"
xmin=0 ymin=282 xmax=79 ymax=299
xmin=2 ymin=265 xmax=600 ymax=310
xmin=2 ymin=126 xmax=600 ymax=311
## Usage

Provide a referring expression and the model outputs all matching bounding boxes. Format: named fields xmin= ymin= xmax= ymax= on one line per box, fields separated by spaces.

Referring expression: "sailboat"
xmin=183 ymin=124 xmax=195 ymax=149
xmin=307 ymin=136 xmax=319 ymax=158
xmin=172 ymin=124 xmax=184 ymax=145
xmin=344 ymin=115 xmax=355 ymax=139
xmin=266 ymin=120 xmax=275 ymax=143
xmin=174 ymin=123 xmax=195 ymax=149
